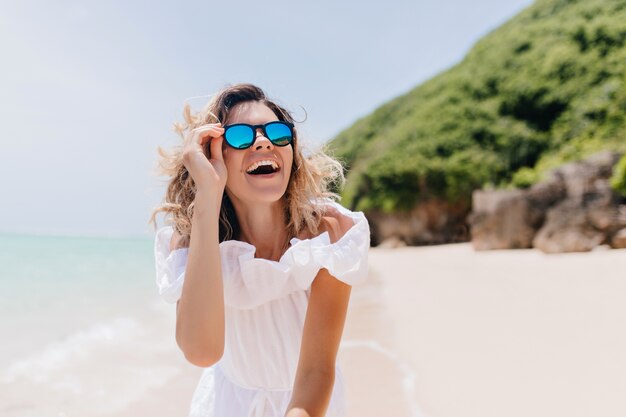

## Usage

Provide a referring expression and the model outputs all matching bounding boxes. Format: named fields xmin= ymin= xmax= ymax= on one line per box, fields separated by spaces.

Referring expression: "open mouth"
xmin=246 ymin=160 xmax=280 ymax=176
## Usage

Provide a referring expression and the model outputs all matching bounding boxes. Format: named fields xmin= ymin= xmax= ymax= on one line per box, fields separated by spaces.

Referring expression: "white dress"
xmin=153 ymin=200 xmax=370 ymax=417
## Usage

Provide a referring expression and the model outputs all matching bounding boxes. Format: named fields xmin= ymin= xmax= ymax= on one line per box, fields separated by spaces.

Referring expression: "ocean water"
xmin=0 ymin=233 xmax=185 ymax=416
xmin=0 ymin=233 xmax=155 ymax=365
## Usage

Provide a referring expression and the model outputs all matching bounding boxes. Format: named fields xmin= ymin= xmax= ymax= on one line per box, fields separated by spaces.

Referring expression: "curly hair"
xmin=148 ymin=83 xmax=345 ymax=248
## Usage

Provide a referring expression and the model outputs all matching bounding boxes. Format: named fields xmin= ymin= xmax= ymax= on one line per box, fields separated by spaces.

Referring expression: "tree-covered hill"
xmin=329 ymin=0 xmax=626 ymax=213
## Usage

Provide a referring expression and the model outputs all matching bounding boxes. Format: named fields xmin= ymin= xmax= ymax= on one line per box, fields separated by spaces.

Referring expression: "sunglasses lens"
xmin=265 ymin=122 xmax=293 ymax=146
xmin=224 ymin=125 xmax=254 ymax=149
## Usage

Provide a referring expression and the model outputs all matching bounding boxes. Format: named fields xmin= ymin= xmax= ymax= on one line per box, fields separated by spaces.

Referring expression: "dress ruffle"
xmin=154 ymin=200 xmax=370 ymax=309
xmin=154 ymin=227 xmax=189 ymax=304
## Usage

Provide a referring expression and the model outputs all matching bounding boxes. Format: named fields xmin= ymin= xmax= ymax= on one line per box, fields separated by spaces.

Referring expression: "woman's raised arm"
xmin=174 ymin=123 xmax=228 ymax=367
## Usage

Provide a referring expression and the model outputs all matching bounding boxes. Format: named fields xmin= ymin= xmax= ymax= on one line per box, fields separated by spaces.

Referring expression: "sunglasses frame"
xmin=222 ymin=121 xmax=295 ymax=150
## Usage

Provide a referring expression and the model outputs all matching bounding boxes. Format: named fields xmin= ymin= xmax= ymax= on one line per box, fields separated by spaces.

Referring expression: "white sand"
xmin=340 ymin=244 xmax=626 ymax=417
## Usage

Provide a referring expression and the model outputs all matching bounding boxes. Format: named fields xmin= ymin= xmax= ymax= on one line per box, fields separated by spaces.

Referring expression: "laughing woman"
xmin=149 ymin=83 xmax=370 ymax=417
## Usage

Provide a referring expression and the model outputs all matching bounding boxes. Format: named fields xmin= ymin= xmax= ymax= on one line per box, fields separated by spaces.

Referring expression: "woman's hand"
xmin=182 ymin=123 xmax=227 ymax=194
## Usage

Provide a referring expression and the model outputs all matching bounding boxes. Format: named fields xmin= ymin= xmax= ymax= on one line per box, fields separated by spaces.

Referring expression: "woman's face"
xmin=222 ymin=101 xmax=294 ymax=205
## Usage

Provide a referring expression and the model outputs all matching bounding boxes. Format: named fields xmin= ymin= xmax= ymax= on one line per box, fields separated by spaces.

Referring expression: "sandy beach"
xmin=3 ymin=243 xmax=625 ymax=417
xmin=341 ymin=244 xmax=626 ymax=417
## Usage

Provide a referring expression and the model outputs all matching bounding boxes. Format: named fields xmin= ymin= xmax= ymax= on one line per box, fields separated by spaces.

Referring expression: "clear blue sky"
xmin=0 ymin=0 xmax=533 ymax=238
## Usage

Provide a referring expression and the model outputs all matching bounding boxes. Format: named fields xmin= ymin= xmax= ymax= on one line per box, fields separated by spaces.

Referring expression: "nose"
xmin=253 ymin=128 xmax=274 ymax=150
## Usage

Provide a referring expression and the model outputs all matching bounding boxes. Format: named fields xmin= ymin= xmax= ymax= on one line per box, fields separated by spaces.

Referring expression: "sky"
xmin=0 ymin=0 xmax=534 ymax=238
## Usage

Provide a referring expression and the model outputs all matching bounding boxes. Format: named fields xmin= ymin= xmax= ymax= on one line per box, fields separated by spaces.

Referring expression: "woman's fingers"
xmin=209 ymin=135 xmax=224 ymax=162
xmin=188 ymin=123 xmax=224 ymax=147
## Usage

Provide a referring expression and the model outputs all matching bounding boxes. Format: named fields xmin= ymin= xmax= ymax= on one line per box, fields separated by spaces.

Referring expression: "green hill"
xmin=329 ymin=0 xmax=626 ymax=213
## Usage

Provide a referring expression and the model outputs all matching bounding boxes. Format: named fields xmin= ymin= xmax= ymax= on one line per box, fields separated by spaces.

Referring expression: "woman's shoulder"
xmin=292 ymin=199 xmax=370 ymax=286
xmin=169 ymin=228 xmax=185 ymax=251
xmin=153 ymin=225 xmax=189 ymax=305
xmin=311 ymin=199 xmax=370 ymax=244
xmin=154 ymin=225 xmax=179 ymax=249
xmin=154 ymin=224 xmax=188 ymax=254
xmin=318 ymin=204 xmax=356 ymax=244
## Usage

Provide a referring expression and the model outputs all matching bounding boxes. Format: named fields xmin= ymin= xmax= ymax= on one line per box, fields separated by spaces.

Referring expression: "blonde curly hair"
xmin=148 ymin=83 xmax=345 ymax=248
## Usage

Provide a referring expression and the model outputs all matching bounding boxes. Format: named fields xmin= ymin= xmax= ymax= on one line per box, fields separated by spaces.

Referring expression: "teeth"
xmin=246 ymin=160 xmax=279 ymax=173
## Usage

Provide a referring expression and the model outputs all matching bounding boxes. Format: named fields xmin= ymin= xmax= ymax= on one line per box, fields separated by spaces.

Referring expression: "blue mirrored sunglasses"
xmin=223 ymin=121 xmax=295 ymax=149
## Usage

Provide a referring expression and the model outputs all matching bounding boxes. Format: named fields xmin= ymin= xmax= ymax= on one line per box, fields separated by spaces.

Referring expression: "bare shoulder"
xmin=319 ymin=205 xmax=355 ymax=244
xmin=169 ymin=228 xmax=185 ymax=252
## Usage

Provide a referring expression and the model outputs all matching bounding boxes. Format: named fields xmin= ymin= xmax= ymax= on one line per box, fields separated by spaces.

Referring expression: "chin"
xmin=256 ymin=192 xmax=287 ymax=204
xmin=230 ymin=181 xmax=290 ymax=205
xmin=252 ymin=183 xmax=289 ymax=202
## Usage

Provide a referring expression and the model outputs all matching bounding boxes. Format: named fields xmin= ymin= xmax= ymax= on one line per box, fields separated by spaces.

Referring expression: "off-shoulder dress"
xmin=153 ymin=199 xmax=370 ymax=417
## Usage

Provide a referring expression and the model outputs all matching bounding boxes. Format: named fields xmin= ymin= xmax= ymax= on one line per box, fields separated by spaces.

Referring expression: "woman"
xmin=150 ymin=83 xmax=370 ymax=417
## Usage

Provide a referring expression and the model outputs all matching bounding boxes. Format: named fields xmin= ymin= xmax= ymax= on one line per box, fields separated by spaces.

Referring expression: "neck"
xmin=228 ymin=193 xmax=289 ymax=261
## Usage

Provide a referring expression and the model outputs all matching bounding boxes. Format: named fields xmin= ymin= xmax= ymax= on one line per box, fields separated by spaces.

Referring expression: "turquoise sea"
xmin=0 ymin=232 xmax=184 ymax=416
